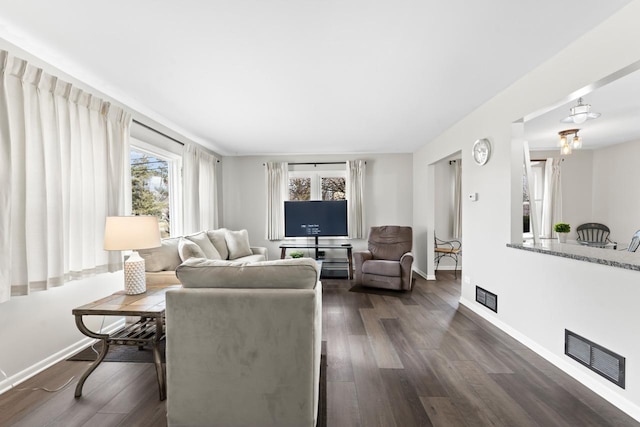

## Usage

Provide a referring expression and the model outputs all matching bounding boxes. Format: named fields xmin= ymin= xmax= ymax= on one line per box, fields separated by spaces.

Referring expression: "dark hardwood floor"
xmin=1 ymin=272 xmax=638 ymax=426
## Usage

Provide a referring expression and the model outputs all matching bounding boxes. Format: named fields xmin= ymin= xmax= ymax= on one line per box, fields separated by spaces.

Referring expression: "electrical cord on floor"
xmin=0 ymin=316 xmax=107 ymax=394
xmin=1 ymin=367 xmax=75 ymax=393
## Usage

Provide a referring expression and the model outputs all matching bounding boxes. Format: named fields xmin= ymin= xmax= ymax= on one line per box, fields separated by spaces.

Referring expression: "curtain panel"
xmin=0 ymin=50 xmax=130 ymax=303
xmin=453 ymin=160 xmax=462 ymax=239
xmin=541 ymin=158 xmax=563 ymax=238
xmin=183 ymin=143 xmax=219 ymax=234
xmin=346 ymin=160 xmax=366 ymax=239
xmin=265 ymin=162 xmax=288 ymax=241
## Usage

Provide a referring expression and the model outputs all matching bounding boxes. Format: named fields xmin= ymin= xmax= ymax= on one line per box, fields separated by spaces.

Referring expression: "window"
xmin=288 ymin=170 xmax=345 ymax=201
xmin=130 ymin=139 xmax=182 ymax=238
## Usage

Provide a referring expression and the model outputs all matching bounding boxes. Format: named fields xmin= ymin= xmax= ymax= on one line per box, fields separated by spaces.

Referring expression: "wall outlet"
xmin=463 ymin=275 xmax=471 ymax=284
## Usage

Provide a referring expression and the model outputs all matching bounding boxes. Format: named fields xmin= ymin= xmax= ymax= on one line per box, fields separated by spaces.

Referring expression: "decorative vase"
xmin=557 ymin=232 xmax=568 ymax=243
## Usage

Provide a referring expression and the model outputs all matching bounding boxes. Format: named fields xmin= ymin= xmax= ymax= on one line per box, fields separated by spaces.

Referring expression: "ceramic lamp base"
xmin=124 ymin=252 xmax=146 ymax=295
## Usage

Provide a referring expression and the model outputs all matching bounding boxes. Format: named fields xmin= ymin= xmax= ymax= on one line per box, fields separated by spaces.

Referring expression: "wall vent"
xmin=565 ymin=329 xmax=625 ymax=388
xmin=475 ymin=286 xmax=497 ymax=312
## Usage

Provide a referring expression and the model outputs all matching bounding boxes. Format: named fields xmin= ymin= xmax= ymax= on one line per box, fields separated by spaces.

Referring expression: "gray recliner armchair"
xmin=354 ymin=226 xmax=414 ymax=291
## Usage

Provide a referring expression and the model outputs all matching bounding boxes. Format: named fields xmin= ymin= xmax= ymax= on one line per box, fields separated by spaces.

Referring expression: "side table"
xmin=72 ymin=283 xmax=180 ymax=400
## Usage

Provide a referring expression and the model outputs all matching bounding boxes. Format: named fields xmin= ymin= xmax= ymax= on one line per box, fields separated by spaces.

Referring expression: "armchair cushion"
xmin=368 ymin=225 xmax=412 ymax=260
xmin=362 ymin=259 xmax=401 ymax=277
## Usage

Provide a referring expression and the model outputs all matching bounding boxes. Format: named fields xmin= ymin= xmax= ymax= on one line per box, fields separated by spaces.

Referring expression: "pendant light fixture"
xmin=561 ymin=98 xmax=601 ymax=124
xmin=558 ymin=129 xmax=581 ymax=155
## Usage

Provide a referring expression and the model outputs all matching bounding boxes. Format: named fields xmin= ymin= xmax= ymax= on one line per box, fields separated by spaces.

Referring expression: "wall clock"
xmin=472 ymin=138 xmax=491 ymax=165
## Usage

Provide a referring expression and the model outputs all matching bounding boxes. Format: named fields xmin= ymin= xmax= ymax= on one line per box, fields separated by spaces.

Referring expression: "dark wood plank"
xmin=379 ymin=368 xmax=434 ymax=427
xmin=327 ymin=381 xmax=361 ymax=427
xmin=349 ymin=335 xmax=398 ymax=427
xmin=419 ymin=396 xmax=467 ymax=427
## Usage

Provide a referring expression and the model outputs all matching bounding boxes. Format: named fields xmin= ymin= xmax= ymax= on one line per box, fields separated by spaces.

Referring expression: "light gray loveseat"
xmin=139 ymin=228 xmax=267 ymax=285
xmin=166 ymin=257 xmax=322 ymax=427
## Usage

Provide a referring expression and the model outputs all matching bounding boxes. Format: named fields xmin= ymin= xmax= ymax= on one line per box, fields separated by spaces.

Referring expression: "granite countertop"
xmin=507 ymin=240 xmax=640 ymax=272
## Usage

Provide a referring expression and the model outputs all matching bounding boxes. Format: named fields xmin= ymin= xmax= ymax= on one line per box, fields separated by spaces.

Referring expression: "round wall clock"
xmin=472 ymin=138 xmax=491 ymax=165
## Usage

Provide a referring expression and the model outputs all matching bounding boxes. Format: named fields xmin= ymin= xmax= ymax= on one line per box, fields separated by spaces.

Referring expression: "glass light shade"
xmin=104 ymin=216 xmax=161 ymax=251
xmin=572 ymin=135 xmax=582 ymax=149
xmin=572 ymin=113 xmax=588 ymax=124
xmin=560 ymin=141 xmax=572 ymax=155
xmin=559 ymin=136 xmax=567 ymax=147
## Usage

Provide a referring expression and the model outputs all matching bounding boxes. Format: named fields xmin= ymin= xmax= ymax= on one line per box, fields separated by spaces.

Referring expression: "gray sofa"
xmin=139 ymin=228 xmax=267 ymax=285
xmin=166 ymin=257 xmax=322 ymax=427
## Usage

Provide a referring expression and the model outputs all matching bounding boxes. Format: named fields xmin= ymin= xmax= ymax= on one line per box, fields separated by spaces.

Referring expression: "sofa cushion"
xmin=139 ymin=237 xmax=182 ymax=272
xmin=225 ymin=229 xmax=252 ymax=260
xmin=178 ymin=238 xmax=206 ymax=261
xmin=185 ymin=231 xmax=221 ymax=260
xmin=176 ymin=258 xmax=319 ymax=289
xmin=206 ymin=229 xmax=229 ymax=260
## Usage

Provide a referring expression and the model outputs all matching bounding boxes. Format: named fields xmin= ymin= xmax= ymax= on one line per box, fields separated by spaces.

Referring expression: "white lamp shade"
xmin=104 ymin=216 xmax=162 ymax=251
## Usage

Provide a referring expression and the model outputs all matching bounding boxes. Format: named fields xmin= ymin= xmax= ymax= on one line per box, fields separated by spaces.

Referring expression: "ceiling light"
xmin=572 ymin=133 xmax=582 ymax=149
xmin=561 ymin=98 xmax=600 ymax=124
xmin=558 ymin=129 xmax=580 ymax=155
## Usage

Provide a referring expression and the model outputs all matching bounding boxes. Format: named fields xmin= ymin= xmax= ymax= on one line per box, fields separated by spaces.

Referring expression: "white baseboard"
xmin=459 ymin=297 xmax=640 ymax=422
xmin=0 ymin=319 xmax=125 ymax=395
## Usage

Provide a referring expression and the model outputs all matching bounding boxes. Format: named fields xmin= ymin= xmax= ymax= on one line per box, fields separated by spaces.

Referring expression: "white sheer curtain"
xmin=0 ymin=50 xmax=129 ymax=303
xmin=265 ymin=162 xmax=288 ymax=241
xmin=346 ymin=160 xmax=366 ymax=239
xmin=541 ymin=158 xmax=563 ymax=238
xmin=452 ymin=160 xmax=462 ymax=239
xmin=183 ymin=143 xmax=219 ymax=234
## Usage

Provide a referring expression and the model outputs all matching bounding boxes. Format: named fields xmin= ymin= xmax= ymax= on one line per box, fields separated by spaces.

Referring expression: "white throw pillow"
xmin=178 ymin=238 xmax=206 ymax=262
xmin=225 ymin=229 xmax=252 ymax=260
xmin=206 ymin=228 xmax=229 ymax=260
xmin=185 ymin=231 xmax=221 ymax=260
xmin=139 ymin=237 xmax=182 ymax=272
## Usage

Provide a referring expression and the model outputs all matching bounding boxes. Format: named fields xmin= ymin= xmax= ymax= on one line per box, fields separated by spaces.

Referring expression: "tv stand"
xmin=279 ymin=242 xmax=353 ymax=280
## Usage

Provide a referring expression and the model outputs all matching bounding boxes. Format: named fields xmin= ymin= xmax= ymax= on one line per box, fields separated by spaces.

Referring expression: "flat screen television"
xmin=284 ymin=200 xmax=348 ymax=238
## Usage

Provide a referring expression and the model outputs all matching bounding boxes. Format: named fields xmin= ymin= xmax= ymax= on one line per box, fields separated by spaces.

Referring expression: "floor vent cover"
xmin=475 ymin=286 xmax=497 ymax=312
xmin=565 ymin=329 xmax=625 ymax=388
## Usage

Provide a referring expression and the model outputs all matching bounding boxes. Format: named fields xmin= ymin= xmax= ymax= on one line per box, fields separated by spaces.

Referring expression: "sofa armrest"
xmin=250 ymin=246 xmax=268 ymax=261
xmin=353 ymin=250 xmax=373 ymax=285
xmin=400 ymin=252 xmax=414 ymax=290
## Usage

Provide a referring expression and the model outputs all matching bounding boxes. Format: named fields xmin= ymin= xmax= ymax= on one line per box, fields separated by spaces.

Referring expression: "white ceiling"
xmin=0 ymin=0 xmax=632 ymax=156
xmin=525 ymin=68 xmax=640 ymax=151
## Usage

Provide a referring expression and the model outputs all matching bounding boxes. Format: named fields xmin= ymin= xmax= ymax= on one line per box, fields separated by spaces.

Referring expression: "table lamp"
xmin=104 ymin=216 xmax=161 ymax=295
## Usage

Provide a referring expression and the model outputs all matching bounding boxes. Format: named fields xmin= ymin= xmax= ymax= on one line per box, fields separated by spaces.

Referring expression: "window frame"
xmin=129 ymin=137 xmax=183 ymax=237
xmin=288 ymin=169 xmax=346 ymax=201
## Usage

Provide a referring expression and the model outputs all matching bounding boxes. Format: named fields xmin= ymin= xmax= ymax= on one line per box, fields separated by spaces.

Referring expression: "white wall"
xmin=221 ymin=153 xmax=413 ymax=262
xmin=592 ymin=139 xmax=640 ymax=244
xmin=0 ymin=273 xmax=123 ymax=392
xmin=414 ymin=0 xmax=640 ymax=419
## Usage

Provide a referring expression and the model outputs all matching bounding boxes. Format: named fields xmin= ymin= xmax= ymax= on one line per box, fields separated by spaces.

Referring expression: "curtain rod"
xmin=133 ymin=119 xmax=184 ymax=146
xmin=263 ymin=161 xmax=366 ymax=166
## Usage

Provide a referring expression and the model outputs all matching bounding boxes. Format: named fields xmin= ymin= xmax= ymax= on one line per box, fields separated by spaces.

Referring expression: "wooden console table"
xmin=280 ymin=243 xmax=353 ymax=279
xmin=72 ymin=283 xmax=180 ymax=400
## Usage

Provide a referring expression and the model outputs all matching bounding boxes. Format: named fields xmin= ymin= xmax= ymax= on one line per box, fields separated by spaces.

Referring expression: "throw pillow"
xmin=178 ymin=238 xmax=206 ymax=262
xmin=206 ymin=228 xmax=229 ymax=260
xmin=138 ymin=237 xmax=181 ymax=272
xmin=185 ymin=231 xmax=221 ymax=260
xmin=225 ymin=229 xmax=252 ymax=260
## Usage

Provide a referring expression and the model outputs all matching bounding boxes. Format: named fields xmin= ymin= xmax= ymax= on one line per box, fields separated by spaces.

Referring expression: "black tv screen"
xmin=284 ymin=200 xmax=348 ymax=237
